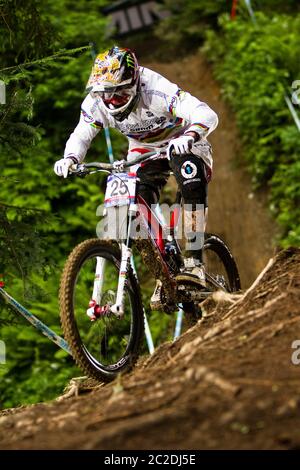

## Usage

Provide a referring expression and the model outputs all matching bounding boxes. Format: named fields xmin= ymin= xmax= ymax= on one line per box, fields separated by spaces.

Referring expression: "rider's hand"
xmin=168 ymin=135 xmax=195 ymax=156
xmin=54 ymin=157 xmax=78 ymax=178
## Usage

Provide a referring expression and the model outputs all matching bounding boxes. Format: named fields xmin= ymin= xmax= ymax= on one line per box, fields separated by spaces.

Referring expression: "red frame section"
xmin=135 ymin=196 xmax=181 ymax=256
xmin=136 ymin=194 xmax=166 ymax=254
xmin=136 ymin=195 xmax=178 ymax=283
xmin=170 ymin=205 xmax=180 ymax=233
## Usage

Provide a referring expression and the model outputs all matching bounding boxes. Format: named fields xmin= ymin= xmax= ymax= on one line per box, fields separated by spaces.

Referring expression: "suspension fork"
xmin=92 ymin=257 xmax=106 ymax=303
xmin=110 ymin=204 xmax=136 ymax=318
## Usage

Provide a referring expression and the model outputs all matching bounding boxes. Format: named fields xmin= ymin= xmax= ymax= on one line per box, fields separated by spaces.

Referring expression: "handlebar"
xmin=70 ymin=150 xmax=160 ymax=176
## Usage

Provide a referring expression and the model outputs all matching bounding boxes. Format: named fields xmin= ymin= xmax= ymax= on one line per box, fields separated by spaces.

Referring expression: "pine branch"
xmin=0 ymin=209 xmax=26 ymax=287
xmin=0 ymin=202 xmax=48 ymax=213
xmin=0 ymin=45 xmax=91 ymax=76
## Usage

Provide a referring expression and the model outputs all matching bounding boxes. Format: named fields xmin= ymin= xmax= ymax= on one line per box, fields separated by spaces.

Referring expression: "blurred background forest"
xmin=0 ymin=0 xmax=299 ymax=408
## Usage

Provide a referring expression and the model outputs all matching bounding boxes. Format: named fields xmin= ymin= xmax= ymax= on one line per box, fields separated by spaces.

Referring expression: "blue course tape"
xmin=0 ymin=287 xmax=71 ymax=355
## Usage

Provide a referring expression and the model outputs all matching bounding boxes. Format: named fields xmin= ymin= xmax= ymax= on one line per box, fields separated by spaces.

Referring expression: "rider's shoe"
xmin=176 ymin=257 xmax=206 ymax=288
xmin=150 ymin=279 xmax=163 ymax=310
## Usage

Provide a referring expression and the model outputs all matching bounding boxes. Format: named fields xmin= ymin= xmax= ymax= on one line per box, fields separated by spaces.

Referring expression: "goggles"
xmin=91 ymin=88 xmax=133 ymax=109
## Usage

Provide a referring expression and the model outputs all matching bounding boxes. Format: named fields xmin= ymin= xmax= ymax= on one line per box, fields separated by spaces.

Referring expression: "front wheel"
xmin=60 ymin=239 xmax=144 ymax=382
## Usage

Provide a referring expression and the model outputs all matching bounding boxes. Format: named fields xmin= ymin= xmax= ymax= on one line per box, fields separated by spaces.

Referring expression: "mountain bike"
xmin=59 ymin=150 xmax=241 ymax=381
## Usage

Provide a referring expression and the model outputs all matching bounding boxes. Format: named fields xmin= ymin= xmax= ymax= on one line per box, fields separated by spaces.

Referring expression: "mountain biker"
xmin=54 ymin=46 xmax=218 ymax=304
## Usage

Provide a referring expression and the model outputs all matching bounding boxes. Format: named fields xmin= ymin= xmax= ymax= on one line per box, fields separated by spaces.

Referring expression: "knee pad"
xmin=169 ymin=153 xmax=209 ymax=207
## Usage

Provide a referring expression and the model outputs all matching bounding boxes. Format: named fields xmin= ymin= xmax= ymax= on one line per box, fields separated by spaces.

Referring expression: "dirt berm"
xmin=0 ymin=248 xmax=299 ymax=449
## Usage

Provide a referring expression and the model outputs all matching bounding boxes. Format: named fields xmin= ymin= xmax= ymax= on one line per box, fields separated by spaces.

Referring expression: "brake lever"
xmin=167 ymin=145 xmax=175 ymax=160
xmin=68 ymin=163 xmax=89 ymax=178
xmin=112 ymin=160 xmax=126 ymax=172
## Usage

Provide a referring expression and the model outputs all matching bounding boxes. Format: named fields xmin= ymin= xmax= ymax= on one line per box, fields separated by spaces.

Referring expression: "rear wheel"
xmin=60 ymin=239 xmax=144 ymax=382
xmin=203 ymin=233 xmax=241 ymax=293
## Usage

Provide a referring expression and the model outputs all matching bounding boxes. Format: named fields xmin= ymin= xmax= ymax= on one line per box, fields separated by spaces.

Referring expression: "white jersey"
xmin=64 ymin=67 xmax=218 ymax=168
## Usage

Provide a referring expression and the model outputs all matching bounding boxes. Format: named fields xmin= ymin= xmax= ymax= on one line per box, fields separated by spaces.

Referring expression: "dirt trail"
xmin=144 ymin=55 xmax=278 ymax=288
xmin=0 ymin=248 xmax=299 ymax=449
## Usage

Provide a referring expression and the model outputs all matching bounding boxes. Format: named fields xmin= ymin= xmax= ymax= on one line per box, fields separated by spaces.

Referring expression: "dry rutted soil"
xmin=0 ymin=248 xmax=299 ymax=450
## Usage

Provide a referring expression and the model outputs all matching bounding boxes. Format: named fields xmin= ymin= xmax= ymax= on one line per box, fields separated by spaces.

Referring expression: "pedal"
xmin=150 ymin=280 xmax=163 ymax=311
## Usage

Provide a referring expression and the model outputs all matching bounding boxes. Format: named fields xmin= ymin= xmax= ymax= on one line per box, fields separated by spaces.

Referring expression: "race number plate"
xmin=104 ymin=173 xmax=137 ymax=208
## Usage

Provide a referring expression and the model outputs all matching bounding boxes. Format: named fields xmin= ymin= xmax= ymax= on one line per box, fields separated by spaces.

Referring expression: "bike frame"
xmin=108 ymin=189 xmax=227 ymax=315
xmin=76 ymin=152 xmax=226 ymax=322
xmin=107 ymin=190 xmax=180 ymax=318
xmin=136 ymin=194 xmax=180 ymax=255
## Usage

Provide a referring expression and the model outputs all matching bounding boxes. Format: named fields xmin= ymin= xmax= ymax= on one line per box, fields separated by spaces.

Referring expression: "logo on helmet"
xmin=126 ymin=54 xmax=135 ymax=69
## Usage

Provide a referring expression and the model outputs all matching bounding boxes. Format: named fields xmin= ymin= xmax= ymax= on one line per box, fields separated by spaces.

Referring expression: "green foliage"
xmin=158 ymin=0 xmax=300 ymax=52
xmin=0 ymin=0 xmax=127 ymax=408
xmin=0 ymin=0 xmax=55 ymax=63
xmin=0 ymin=205 xmax=52 ymax=288
xmin=0 ymin=1 xmax=61 ymax=300
xmin=157 ymin=0 xmax=228 ymax=51
xmin=252 ymin=0 xmax=300 ymax=14
xmin=203 ymin=12 xmax=300 ymax=245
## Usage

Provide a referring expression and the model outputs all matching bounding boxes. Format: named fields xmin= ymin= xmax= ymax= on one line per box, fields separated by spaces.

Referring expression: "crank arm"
xmin=205 ymin=272 xmax=227 ymax=291
xmin=177 ymin=288 xmax=213 ymax=303
xmin=188 ymin=291 xmax=213 ymax=301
